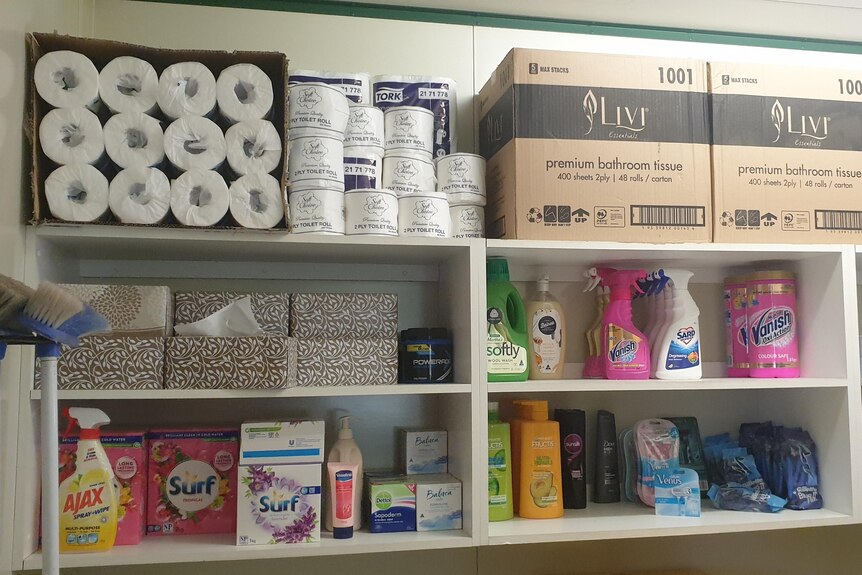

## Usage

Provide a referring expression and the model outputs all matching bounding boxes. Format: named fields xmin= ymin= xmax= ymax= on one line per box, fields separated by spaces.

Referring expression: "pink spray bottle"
xmin=602 ymin=269 xmax=651 ymax=380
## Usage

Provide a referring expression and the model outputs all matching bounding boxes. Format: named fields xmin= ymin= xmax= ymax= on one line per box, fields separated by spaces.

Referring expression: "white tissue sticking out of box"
xmin=174 ymin=296 xmax=265 ymax=337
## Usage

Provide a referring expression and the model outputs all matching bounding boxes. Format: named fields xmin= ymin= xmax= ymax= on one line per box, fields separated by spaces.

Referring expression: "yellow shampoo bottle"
xmin=59 ymin=408 xmax=119 ymax=553
xmin=518 ymin=401 xmax=563 ymax=519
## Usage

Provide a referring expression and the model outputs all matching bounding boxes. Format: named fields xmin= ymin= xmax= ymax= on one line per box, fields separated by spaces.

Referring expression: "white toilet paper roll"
xmin=288 ymin=134 xmax=344 ymax=191
xmin=34 ymin=50 xmax=100 ymax=110
xmin=157 ymin=62 xmax=217 ymax=120
xmin=449 ymin=204 xmax=484 ymax=238
xmin=44 ymin=164 xmax=109 ymax=222
xmin=99 ymin=56 xmax=159 ymax=114
xmin=382 ymin=153 xmax=436 ymax=196
xmin=170 ymin=169 xmax=230 ymax=227
xmin=103 ymin=112 xmax=165 ymax=169
xmin=289 ymin=69 xmax=371 ymax=104
xmin=39 ymin=107 xmax=105 ymax=166
xmin=230 ymin=172 xmax=284 ymax=229
xmin=164 ymin=116 xmax=226 ymax=171
xmin=288 ymin=188 xmax=345 ymax=234
xmin=217 ymin=63 xmax=274 ymax=124
xmin=288 ymin=82 xmax=350 ymax=137
xmin=436 ymin=153 xmax=486 ymax=197
xmin=344 ymin=105 xmax=384 ymax=151
xmin=345 ymin=188 xmax=398 ymax=236
xmin=398 ymin=191 xmax=450 ymax=238
xmin=109 ymin=167 xmax=171 ymax=224
xmin=384 ymin=106 xmax=434 ymax=156
xmin=225 ymin=119 xmax=282 ymax=175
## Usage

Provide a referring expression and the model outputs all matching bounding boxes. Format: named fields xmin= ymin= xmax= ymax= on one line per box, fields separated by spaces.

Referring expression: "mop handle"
xmin=37 ymin=344 xmax=61 ymax=575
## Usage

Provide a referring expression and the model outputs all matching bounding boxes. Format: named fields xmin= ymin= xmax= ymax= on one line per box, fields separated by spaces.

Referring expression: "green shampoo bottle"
xmin=487 ymin=258 xmax=529 ymax=382
xmin=488 ymin=402 xmax=514 ymax=521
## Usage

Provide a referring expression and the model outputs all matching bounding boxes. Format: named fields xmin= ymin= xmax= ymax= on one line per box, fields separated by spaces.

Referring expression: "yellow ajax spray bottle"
xmin=59 ymin=407 xmax=119 ymax=553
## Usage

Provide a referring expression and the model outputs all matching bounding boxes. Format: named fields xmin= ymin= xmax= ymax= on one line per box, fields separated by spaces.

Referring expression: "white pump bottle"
xmin=655 ymin=269 xmax=702 ymax=380
xmin=325 ymin=416 xmax=363 ymax=531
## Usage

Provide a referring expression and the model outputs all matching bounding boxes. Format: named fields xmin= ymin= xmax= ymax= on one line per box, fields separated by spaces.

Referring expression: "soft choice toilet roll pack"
xmin=289 ymin=69 xmax=371 ymax=104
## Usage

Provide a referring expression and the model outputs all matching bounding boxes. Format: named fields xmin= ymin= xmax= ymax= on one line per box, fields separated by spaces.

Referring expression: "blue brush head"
xmin=18 ymin=305 xmax=109 ymax=347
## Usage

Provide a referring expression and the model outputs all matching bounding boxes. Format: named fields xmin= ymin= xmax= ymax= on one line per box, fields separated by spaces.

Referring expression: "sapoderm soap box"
xmin=400 ymin=428 xmax=448 ymax=474
xmin=240 ymin=421 xmax=325 ymax=465
xmin=413 ymin=474 xmax=462 ymax=532
xmin=368 ymin=475 xmax=417 ymax=533
xmin=237 ymin=463 xmax=322 ymax=545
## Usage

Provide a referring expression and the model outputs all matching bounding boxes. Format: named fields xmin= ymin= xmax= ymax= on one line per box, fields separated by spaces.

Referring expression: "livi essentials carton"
xmin=146 ymin=429 xmax=239 ymax=536
xmin=59 ymin=432 xmax=147 ymax=546
xmin=237 ymin=463 xmax=322 ymax=545
xmin=478 ymin=48 xmax=711 ymax=242
xmin=710 ymin=62 xmax=862 ymax=243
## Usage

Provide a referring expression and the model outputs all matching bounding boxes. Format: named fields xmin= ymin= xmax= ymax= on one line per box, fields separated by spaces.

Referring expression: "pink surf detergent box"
xmin=146 ymin=429 xmax=239 ymax=536
xmin=59 ymin=431 xmax=147 ymax=546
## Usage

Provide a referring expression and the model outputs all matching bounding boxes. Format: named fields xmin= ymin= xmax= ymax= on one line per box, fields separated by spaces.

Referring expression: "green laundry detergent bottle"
xmin=487 ymin=258 xmax=529 ymax=382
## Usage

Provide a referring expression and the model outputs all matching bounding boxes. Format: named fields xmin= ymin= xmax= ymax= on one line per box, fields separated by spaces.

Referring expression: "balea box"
xmin=710 ymin=62 xmax=862 ymax=243
xmin=478 ymin=48 xmax=711 ymax=242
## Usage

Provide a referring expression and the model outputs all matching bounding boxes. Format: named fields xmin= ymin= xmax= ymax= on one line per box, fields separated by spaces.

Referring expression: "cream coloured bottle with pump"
xmin=526 ymin=275 xmax=566 ymax=380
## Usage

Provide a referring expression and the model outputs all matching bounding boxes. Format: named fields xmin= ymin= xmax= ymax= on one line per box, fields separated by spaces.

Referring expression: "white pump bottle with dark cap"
xmin=325 ymin=416 xmax=364 ymax=531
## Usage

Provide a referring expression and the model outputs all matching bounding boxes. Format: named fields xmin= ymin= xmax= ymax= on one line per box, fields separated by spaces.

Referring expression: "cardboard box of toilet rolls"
xmin=478 ymin=48 xmax=712 ymax=242
xmin=710 ymin=61 xmax=862 ymax=243
xmin=25 ymin=32 xmax=289 ymax=227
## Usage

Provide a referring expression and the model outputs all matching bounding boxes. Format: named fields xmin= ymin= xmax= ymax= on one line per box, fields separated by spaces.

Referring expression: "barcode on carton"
xmin=630 ymin=205 xmax=706 ymax=227
xmin=815 ymin=210 xmax=862 ymax=231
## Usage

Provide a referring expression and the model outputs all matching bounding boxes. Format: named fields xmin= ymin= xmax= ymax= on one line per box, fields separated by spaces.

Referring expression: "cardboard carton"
xmin=478 ymin=48 xmax=711 ymax=242
xmin=710 ymin=61 xmax=862 ymax=243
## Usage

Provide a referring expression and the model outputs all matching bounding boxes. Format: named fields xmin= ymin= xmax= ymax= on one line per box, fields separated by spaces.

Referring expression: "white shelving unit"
xmin=11 ymin=225 xmax=862 ymax=571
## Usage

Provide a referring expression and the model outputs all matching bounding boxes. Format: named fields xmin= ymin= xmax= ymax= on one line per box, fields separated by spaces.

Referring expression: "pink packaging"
xmin=724 ymin=277 xmax=749 ymax=378
xmin=59 ymin=431 xmax=147 ymax=546
xmin=146 ymin=429 xmax=239 ymax=536
xmin=746 ymin=271 xmax=800 ymax=378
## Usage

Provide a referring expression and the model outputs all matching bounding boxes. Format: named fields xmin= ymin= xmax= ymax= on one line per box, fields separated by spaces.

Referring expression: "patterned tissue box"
xmin=296 ymin=338 xmax=397 ymax=387
xmin=174 ymin=292 xmax=291 ymax=336
xmin=35 ymin=337 xmax=165 ymax=390
xmin=61 ymin=284 xmax=172 ymax=338
xmin=290 ymin=293 xmax=398 ymax=339
xmin=165 ymin=336 xmax=297 ymax=389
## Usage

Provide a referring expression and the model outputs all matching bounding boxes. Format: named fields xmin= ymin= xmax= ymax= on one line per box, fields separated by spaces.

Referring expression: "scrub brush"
xmin=0 ymin=276 xmax=35 ymax=355
xmin=4 ymin=279 xmax=109 ymax=575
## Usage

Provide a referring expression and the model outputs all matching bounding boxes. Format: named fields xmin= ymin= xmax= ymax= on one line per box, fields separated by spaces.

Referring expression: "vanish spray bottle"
xmin=602 ymin=269 xmax=650 ymax=380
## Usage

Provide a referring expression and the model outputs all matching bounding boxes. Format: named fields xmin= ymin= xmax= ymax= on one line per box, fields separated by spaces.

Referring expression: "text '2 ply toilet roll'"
xmin=157 ymin=62 xmax=217 ymax=120
xmin=99 ymin=56 xmax=159 ymax=114
xmin=288 ymin=134 xmax=344 ymax=191
xmin=104 ymin=112 xmax=165 ymax=169
xmin=39 ymin=107 xmax=105 ymax=166
xmin=109 ymin=167 xmax=171 ymax=224
xmin=170 ymin=169 xmax=230 ymax=227
xmin=164 ymin=116 xmax=226 ymax=171
xmin=289 ymin=69 xmax=371 ymax=104
xmin=45 ymin=164 xmax=109 ymax=222
xmin=34 ymin=50 xmax=100 ymax=110
xmin=225 ymin=119 xmax=282 ymax=175
xmin=217 ymin=63 xmax=274 ymax=124
xmin=288 ymin=82 xmax=349 ymax=137
xmin=230 ymin=172 xmax=284 ymax=229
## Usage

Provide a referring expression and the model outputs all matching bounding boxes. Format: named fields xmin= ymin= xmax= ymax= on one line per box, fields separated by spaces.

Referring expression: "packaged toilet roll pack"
xmin=28 ymin=32 xmax=289 ymax=229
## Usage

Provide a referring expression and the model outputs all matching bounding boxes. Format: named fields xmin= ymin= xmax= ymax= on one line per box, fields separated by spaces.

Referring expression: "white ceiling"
xmin=348 ymin=0 xmax=862 ymax=42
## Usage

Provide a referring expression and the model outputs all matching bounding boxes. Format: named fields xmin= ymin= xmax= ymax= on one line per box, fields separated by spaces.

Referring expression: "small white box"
xmin=400 ymin=429 xmax=447 ymax=474
xmin=414 ymin=474 xmax=462 ymax=531
xmin=240 ymin=421 xmax=325 ymax=465
xmin=237 ymin=464 xmax=322 ymax=545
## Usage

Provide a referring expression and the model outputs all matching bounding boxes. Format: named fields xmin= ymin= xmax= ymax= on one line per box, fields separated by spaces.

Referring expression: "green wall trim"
xmin=137 ymin=0 xmax=862 ymax=54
